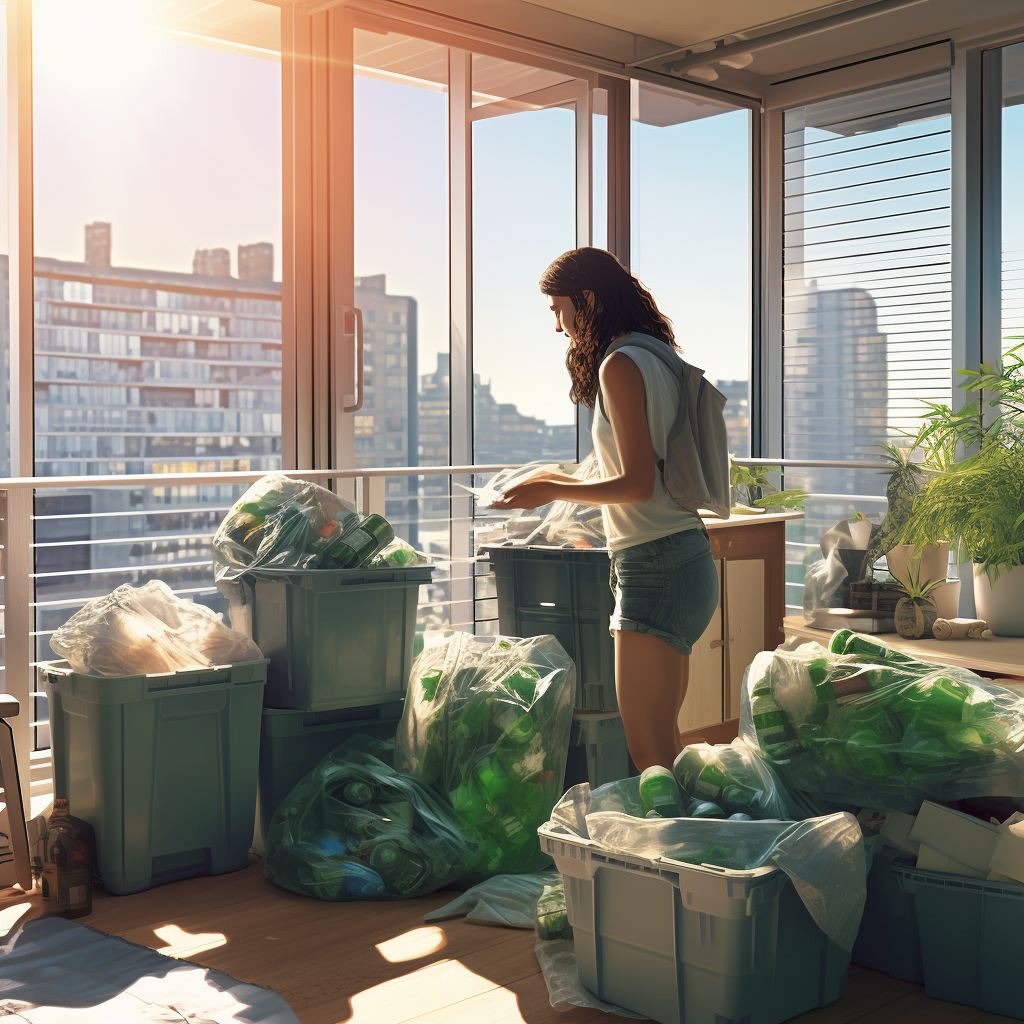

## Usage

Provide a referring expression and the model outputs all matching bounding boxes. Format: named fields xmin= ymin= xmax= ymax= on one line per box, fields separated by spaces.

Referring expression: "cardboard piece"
xmin=910 ymin=800 xmax=1002 ymax=873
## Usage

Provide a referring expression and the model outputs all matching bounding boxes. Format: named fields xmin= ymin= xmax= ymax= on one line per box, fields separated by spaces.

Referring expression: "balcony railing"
xmin=0 ymin=456 xmax=893 ymax=809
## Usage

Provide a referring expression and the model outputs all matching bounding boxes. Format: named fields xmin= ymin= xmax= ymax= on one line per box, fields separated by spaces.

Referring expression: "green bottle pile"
xmin=745 ymin=629 xmax=1024 ymax=811
xmin=263 ymin=742 xmax=470 ymax=902
xmin=397 ymin=634 xmax=575 ymax=886
xmin=213 ymin=473 xmax=403 ymax=576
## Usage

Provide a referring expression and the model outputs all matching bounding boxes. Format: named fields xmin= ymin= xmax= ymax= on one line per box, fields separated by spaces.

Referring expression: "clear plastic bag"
xmin=396 ymin=632 xmax=575 ymax=886
xmin=212 ymin=473 xmax=393 ymax=581
xmin=535 ymin=879 xmax=572 ymax=940
xmin=424 ymin=871 xmax=559 ymax=929
xmin=49 ymin=580 xmax=262 ymax=676
xmin=740 ymin=629 xmax=1024 ymax=813
xmin=672 ymin=738 xmax=794 ymax=820
xmin=263 ymin=739 xmax=470 ymax=901
xmin=535 ymin=939 xmax=647 ymax=1018
xmin=468 ymin=455 xmax=607 ymax=548
xmin=525 ymin=452 xmax=606 ymax=548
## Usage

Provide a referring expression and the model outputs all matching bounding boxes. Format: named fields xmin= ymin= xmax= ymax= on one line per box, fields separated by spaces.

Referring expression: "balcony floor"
xmin=0 ymin=864 xmax=1016 ymax=1024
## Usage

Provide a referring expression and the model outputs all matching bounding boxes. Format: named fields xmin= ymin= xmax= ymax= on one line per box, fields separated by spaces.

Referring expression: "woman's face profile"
xmin=547 ymin=293 xmax=588 ymax=342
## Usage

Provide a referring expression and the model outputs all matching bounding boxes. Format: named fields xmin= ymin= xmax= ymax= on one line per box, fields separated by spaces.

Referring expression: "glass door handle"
xmin=341 ymin=306 xmax=364 ymax=413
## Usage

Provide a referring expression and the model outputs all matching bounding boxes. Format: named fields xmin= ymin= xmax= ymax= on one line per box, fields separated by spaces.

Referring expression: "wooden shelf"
xmin=784 ymin=616 xmax=1024 ymax=679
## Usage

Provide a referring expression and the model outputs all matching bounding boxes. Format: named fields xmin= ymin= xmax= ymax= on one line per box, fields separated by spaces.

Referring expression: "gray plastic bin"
xmin=539 ymin=826 xmax=850 ymax=1024
xmin=564 ymin=711 xmax=632 ymax=791
xmin=220 ymin=563 xmax=432 ymax=711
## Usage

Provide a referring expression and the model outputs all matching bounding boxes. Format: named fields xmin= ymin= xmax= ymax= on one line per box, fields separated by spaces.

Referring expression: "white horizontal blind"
xmin=1002 ymin=42 xmax=1024 ymax=351
xmin=782 ymin=73 xmax=953 ymax=501
xmin=781 ymin=73 xmax=953 ymax=613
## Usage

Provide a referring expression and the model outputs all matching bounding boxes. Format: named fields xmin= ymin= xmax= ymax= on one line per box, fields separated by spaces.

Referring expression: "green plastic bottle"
xmin=322 ymin=514 xmax=395 ymax=569
xmin=748 ymin=694 xmax=803 ymax=759
xmin=689 ymin=801 xmax=726 ymax=818
xmin=341 ymin=779 xmax=375 ymax=807
xmin=639 ymin=766 xmax=683 ymax=818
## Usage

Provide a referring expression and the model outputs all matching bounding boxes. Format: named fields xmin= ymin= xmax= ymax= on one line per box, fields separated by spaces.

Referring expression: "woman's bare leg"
xmin=613 ymin=629 xmax=689 ymax=772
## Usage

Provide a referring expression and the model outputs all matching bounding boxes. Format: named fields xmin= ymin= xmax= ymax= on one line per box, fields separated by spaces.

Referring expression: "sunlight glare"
xmin=374 ymin=925 xmax=447 ymax=963
xmin=153 ymin=924 xmax=227 ymax=957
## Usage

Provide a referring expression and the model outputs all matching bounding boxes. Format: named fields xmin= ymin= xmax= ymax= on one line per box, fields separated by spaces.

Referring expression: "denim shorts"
xmin=608 ymin=528 xmax=719 ymax=655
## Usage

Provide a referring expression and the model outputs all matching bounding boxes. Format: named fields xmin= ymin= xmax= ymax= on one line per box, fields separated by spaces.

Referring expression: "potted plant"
xmin=729 ymin=459 xmax=807 ymax=514
xmin=899 ymin=343 xmax=1024 ymax=636
xmin=893 ymin=566 xmax=944 ymax=639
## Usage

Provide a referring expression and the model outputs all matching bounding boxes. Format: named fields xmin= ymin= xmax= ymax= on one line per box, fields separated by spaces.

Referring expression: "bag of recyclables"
xmin=469 ymin=453 xmax=607 ymax=548
xmin=741 ymin=629 xmax=1024 ymax=813
xmin=49 ymin=580 xmax=262 ymax=676
xmin=263 ymin=737 xmax=469 ymax=901
xmin=396 ymin=631 xmax=575 ymax=886
xmin=212 ymin=473 xmax=395 ymax=581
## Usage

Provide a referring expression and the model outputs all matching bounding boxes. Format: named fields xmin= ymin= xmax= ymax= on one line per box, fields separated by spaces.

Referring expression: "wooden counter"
xmin=783 ymin=615 xmax=1024 ymax=679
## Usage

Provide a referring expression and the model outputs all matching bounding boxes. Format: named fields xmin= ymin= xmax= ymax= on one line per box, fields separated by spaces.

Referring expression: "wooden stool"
xmin=0 ymin=694 xmax=33 ymax=891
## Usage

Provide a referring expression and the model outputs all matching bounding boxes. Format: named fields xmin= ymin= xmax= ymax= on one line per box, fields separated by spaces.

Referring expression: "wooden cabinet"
xmin=677 ymin=512 xmax=799 ymax=735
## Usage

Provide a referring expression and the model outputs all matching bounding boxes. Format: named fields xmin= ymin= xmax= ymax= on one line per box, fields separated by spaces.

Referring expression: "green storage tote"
xmin=539 ymin=826 xmax=851 ymax=1024
xmin=564 ymin=711 xmax=632 ymax=791
xmin=258 ymin=701 xmax=403 ymax=839
xmin=852 ymin=844 xmax=923 ymax=982
xmin=484 ymin=545 xmax=615 ymax=710
xmin=219 ymin=563 xmax=432 ymax=711
xmin=43 ymin=658 xmax=267 ymax=896
xmin=895 ymin=858 xmax=1024 ymax=1019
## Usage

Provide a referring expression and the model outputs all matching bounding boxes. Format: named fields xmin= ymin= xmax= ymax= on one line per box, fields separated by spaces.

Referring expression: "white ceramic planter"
xmin=932 ymin=579 xmax=961 ymax=620
xmin=974 ymin=564 xmax=1024 ymax=638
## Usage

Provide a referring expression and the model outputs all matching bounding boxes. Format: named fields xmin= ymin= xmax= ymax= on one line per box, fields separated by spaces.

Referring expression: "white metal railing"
xmin=0 ymin=456 xmax=891 ymax=798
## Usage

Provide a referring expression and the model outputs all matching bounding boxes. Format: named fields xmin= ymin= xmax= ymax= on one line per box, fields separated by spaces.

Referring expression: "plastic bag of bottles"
xmin=396 ymin=632 xmax=575 ymax=886
xmin=213 ymin=473 xmax=395 ymax=581
xmin=535 ymin=879 xmax=572 ymax=940
xmin=672 ymin=739 xmax=794 ymax=820
xmin=263 ymin=740 xmax=470 ymax=901
xmin=49 ymin=580 xmax=263 ymax=676
xmin=741 ymin=629 xmax=1024 ymax=813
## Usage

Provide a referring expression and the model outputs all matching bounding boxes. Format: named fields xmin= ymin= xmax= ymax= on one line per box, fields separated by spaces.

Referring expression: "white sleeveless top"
xmin=592 ymin=335 xmax=702 ymax=552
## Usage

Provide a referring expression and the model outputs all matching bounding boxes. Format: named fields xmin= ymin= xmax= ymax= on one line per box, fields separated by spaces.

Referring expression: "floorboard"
xmin=0 ymin=864 xmax=1018 ymax=1024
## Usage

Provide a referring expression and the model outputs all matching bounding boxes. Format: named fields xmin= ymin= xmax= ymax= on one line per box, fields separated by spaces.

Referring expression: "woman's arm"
xmin=493 ymin=353 xmax=656 ymax=510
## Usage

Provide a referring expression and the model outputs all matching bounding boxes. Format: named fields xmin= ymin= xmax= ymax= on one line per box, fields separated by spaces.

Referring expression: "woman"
xmin=493 ymin=247 xmax=719 ymax=772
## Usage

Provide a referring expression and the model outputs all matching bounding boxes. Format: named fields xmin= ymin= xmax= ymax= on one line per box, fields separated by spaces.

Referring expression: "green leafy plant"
xmin=864 ymin=442 xmax=924 ymax=568
xmin=729 ymin=458 xmax=807 ymax=511
xmin=898 ymin=342 xmax=1024 ymax=578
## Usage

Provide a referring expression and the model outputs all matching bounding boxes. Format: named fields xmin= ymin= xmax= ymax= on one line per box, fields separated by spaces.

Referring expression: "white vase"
xmin=974 ymin=564 xmax=1024 ymax=638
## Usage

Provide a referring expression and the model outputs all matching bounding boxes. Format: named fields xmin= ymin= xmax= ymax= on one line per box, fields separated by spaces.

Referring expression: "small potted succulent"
xmin=893 ymin=567 xmax=945 ymax=640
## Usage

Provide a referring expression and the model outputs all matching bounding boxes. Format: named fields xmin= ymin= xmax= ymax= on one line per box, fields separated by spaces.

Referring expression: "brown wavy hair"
xmin=539 ymin=248 xmax=676 ymax=408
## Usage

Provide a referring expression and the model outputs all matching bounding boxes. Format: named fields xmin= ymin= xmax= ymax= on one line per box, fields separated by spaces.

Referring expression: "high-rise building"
xmin=84 ymin=222 xmax=111 ymax=269
xmin=353 ymin=274 xmax=418 ymax=543
xmin=717 ymin=379 xmax=750 ymax=458
xmin=193 ymin=247 xmax=231 ymax=277
xmin=783 ymin=285 xmax=889 ymax=497
xmin=238 ymin=242 xmax=274 ymax=282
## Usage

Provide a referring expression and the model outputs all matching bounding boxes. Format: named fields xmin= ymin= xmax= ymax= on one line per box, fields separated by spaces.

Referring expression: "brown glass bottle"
xmin=41 ymin=799 xmax=93 ymax=919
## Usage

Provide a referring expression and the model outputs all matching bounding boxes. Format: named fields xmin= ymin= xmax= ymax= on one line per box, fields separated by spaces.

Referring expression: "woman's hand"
xmin=491 ymin=469 xmax=572 ymax=510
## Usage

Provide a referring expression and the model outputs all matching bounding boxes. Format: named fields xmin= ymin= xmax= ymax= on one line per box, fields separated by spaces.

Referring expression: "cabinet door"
xmin=678 ymin=559 xmax=724 ymax=734
xmin=724 ymin=559 xmax=767 ymax=720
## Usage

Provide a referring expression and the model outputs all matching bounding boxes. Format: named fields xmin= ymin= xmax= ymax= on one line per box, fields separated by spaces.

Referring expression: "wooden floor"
xmin=0 ymin=864 xmax=1017 ymax=1024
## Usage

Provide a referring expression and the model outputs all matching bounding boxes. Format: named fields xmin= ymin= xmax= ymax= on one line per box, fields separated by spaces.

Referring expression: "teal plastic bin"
xmin=259 ymin=702 xmax=403 ymax=839
xmin=485 ymin=546 xmax=615 ymax=710
xmin=219 ymin=563 xmax=432 ymax=711
xmin=852 ymin=845 xmax=924 ymax=982
xmin=564 ymin=712 xmax=632 ymax=791
xmin=895 ymin=858 xmax=1024 ymax=1019
xmin=540 ymin=827 xmax=851 ymax=1024
xmin=43 ymin=658 xmax=267 ymax=896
